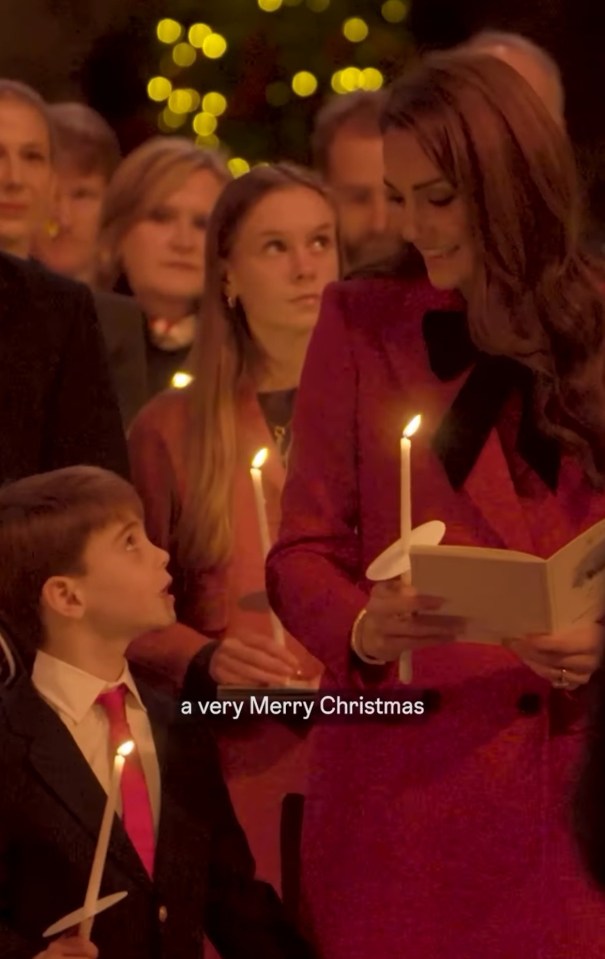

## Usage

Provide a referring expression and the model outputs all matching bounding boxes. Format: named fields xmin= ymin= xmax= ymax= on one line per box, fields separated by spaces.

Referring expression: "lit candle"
xmin=171 ymin=371 xmax=193 ymax=390
xmin=79 ymin=740 xmax=134 ymax=939
xmin=251 ymin=448 xmax=272 ymax=558
xmin=399 ymin=414 xmax=422 ymax=683
xmin=250 ymin=448 xmax=286 ymax=647
xmin=400 ymin=414 xmax=421 ymax=557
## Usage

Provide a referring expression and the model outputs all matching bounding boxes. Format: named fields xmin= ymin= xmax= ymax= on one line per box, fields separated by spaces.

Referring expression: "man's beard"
xmin=342 ymin=232 xmax=405 ymax=274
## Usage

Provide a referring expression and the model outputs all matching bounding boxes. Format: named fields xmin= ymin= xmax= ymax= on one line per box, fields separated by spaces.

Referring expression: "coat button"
xmin=516 ymin=692 xmax=542 ymax=716
xmin=421 ymin=689 xmax=442 ymax=713
xmin=158 ymin=905 xmax=168 ymax=923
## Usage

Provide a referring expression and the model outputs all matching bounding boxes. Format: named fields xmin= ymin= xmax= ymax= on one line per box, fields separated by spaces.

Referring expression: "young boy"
xmin=0 ymin=466 xmax=314 ymax=959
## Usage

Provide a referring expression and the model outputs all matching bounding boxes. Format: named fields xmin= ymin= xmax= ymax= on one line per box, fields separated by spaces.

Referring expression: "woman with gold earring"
xmin=127 ymin=163 xmax=339 ymax=900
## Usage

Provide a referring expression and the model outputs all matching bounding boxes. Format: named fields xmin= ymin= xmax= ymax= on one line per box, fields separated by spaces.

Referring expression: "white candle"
xmin=251 ymin=448 xmax=272 ymax=559
xmin=400 ymin=414 xmax=421 ymax=556
xmin=250 ymin=448 xmax=286 ymax=647
xmin=399 ymin=415 xmax=421 ymax=683
xmin=79 ymin=740 xmax=134 ymax=939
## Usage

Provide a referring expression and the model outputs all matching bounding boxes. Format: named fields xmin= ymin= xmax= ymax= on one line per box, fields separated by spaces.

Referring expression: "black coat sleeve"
xmin=92 ymin=291 xmax=148 ymax=429
xmin=44 ymin=284 xmax=129 ymax=478
xmin=0 ymin=747 xmax=48 ymax=959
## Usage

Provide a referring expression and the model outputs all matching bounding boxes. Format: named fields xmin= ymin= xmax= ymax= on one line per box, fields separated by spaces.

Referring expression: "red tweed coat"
xmin=266 ymin=275 xmax=605 ymax=959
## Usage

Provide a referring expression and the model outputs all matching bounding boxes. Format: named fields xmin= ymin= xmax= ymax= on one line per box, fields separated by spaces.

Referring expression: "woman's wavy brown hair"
xmin=382 ymin=49 xmax=605 ymax=482
xmin=177 ymin=162 xmax=338 ymax=569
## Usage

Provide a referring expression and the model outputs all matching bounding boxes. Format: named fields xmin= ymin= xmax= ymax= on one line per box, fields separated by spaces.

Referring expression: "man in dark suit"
xmin=0 ymin=466 xmax=314 ymax=959
xmin=32 ymin=102 xmax=149 ymax=428
xmin=0 ymin=251 xmax=128 ymax=482
xmin=93 ymin=290 xmax=148 ymax=428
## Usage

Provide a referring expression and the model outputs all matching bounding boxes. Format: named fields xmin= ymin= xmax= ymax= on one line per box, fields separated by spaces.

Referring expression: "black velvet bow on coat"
xmin=422 ymin=309 xmax=560 ymax=491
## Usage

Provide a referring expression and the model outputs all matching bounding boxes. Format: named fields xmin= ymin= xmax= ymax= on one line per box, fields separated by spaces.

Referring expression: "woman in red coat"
xmin=266 ymin=51 xmax=605 ymax=958
xmin=127 ymin=163 xmax=339 ymax=900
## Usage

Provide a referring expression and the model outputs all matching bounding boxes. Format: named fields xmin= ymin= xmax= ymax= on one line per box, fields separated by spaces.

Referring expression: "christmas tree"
xmin=144 ymin=0 xmax=414 ymax=172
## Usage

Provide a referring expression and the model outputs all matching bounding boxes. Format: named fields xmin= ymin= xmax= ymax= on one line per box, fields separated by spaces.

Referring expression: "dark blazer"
xmin=0 ymin=253 xmax=128 ymax=482
xmin=93 ymin=290 xmax=148 ymax=428
xmin=0 ymin=675 xmax=314 ymax=959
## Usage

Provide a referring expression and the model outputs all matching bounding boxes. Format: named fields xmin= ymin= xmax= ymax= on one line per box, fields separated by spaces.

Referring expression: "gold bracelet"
xmin=350 ymin=608 xmax=386 ymax=665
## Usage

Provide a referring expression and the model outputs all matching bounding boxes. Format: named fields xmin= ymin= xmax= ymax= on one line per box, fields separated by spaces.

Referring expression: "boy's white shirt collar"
xmin=32 ymin=649 xmax=146 ymax=724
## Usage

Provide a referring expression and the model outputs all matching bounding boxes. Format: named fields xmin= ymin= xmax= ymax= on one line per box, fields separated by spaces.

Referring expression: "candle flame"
xmin=403 ymin=414 xmax=421 ymax=439
xmin=117 ymin=740 xmax=135 ymax=757
xmin=171 ymin=371 xmax=193 ymax=389
xmin=251 ymin=447 xmax=268 ymax=470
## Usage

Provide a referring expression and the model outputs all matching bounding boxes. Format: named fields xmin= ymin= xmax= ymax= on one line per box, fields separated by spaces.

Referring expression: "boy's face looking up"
xmin=42 ymin=512 xmax=176 ymax=645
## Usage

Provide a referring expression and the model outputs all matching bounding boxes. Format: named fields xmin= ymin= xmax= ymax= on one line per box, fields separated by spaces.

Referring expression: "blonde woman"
xmin=98 ymin=137 xmax=230 ymax=396
xmin=127 ymin=163 xmax=339 ymax=893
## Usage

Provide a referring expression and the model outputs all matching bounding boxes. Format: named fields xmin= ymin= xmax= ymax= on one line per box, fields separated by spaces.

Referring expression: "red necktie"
xmin=96 ymin=684 xmax=155 ymax=877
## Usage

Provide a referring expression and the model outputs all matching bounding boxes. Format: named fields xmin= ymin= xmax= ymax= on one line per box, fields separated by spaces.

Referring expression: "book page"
xmin=548 ymin=521 xmax=605 ymax=630
xmin=410 ymin=545 xmax=552 ymax=641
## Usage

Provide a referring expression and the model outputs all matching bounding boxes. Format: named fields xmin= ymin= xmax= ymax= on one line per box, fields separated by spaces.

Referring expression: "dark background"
xmin=2 ymin=0 xmax=603 ymax=216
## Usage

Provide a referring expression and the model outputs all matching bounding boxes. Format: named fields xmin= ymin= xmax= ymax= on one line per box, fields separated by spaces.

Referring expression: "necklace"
xmin=257 ymin=387 xmax=297 ymax=465
xmin=271 ymin=422 xmax=292 ymax=463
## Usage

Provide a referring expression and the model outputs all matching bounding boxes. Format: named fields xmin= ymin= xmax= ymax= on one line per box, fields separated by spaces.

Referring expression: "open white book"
xmin=409 ymin=517 xmax=605 ymax=641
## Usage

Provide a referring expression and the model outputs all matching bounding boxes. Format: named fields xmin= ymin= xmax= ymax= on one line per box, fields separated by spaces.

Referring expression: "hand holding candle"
xmin=399 ymin=414 xmax=422 ymax=683
xmin=79 ymin=740 xmax=134 ymax=940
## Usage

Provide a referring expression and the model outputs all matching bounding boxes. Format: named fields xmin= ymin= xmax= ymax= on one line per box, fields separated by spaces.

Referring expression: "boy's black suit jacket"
xmin=0 ymin=676 xmax=314 ymax=959
xmin=0 ymin=252 xmax=128 ymax=483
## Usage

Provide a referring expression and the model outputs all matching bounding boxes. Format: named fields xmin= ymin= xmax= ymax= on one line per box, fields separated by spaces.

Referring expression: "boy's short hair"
xmin=48 ymin=102 xmax=121 ymax=181
xmin=311 ymin=90 xmax=386 ymax=176
xmin=0 ymin=466 xmax=142 ymax=667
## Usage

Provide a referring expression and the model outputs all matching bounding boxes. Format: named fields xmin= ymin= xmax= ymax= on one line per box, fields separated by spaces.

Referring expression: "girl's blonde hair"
xmin=177 ymin=162 xmax=337 ymax=569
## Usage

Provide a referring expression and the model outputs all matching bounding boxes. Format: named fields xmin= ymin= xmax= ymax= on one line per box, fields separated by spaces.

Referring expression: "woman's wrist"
xmin=350 ymin=608 xmax=386 ymax=665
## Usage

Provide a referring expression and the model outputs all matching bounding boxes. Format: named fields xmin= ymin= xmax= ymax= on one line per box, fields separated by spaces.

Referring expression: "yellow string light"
xmin=195 ymin=134 xmax=220 ymax=149
xmin=172 ymin=43 xmax=196 ymax=67
xmin=343 ymin=17 xmax=369 ymax=42
xmin=330 ymin=70 xmax=346 ymax=94
xmin=381 ymin=0 xmax=408 ymax=23
xmin=202 ymin=92 xmax=227 ymax=116
xmin=156 ymin=19 xmax=182 ymax=44
xmin=228 ymin=158 xmax=251 ymax=177
xmin=340 ymin=66 xmax=363 ymax=91
xmin=291 ymin=71 xmax=318 ymax=97
xmin=258 ymin=0 xmax=283 ymax=9
xmin=202 ymin=34 xmax=228 ymax=59
xmin=193 ymin=112 xmax=218 ymax=136
xmin=186 ymin=89 xmax=201 ymax=111
xmin=147 ymin=77 xmax=172 ymax=102
xmin=188 ymin=23 xmax=212 ymax=47
xmin=361 ymin=67 xmax=384 ymax=91
xmin=168 ymin=89 xmax=194 ymax=113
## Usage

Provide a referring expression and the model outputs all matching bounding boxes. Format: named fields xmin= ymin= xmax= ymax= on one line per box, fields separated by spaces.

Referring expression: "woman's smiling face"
xmin=383 ymin=127 xmax=475 ymax=295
